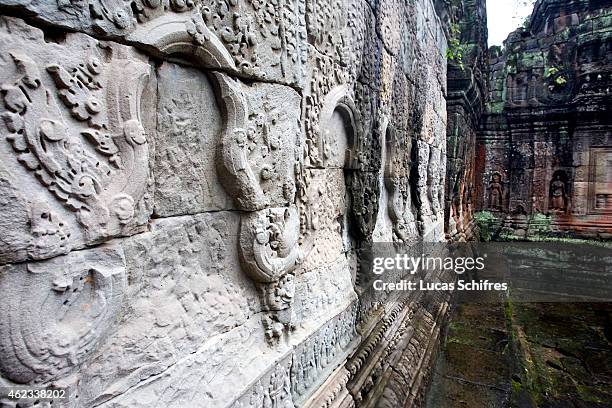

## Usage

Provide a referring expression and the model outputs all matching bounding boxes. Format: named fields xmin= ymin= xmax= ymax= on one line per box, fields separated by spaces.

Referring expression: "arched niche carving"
xmin=325 ymin=87 xmax=382 ymax=244
xmin=128 ymin=12 xmax=236 ymax=72
xmin=549 ymin=170 xmax=570 ymax=213
xmin=124 ymin=4 xmax=305 ymax=85
xmin=319 ymin=84 xmax=359 ymax=170
xmin=488 ymin=171 xmax=505 ymax=211
xmin=328 ymin=109 xmax=359 ymax=252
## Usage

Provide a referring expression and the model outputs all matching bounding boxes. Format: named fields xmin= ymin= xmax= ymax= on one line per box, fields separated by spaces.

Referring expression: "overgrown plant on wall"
xmin=446 ymin=23 xmax=465 ymax=70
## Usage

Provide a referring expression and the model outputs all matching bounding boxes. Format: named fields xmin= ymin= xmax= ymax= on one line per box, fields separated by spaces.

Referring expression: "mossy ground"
xmin=507 ymin=302 xmax=612 ymax=407
xmin=425 ymin=302 xmax=612 ymax=407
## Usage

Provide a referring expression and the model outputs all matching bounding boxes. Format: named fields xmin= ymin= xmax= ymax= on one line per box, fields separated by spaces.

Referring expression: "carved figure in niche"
xmin=595 ymin=194 xmax=611 ymax=210
xmin=549 ymin=172 xmax=568 ymax=212
xmin=488 ymin=173 xmax=504 ymax=210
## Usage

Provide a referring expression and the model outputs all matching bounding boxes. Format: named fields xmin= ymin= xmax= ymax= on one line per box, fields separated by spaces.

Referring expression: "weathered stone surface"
xmin=444 ymin=0 xmax=488 ymax=242
xmin=0 ymin=0 xmax=462 ymax=406
xmin=0 ymin=16 xmax=156 ymax=264
xmin=154 ymin=62 xmax=229 ymax=215
xmin=290 ymin=301 xmax=359 ymax=405
xmin=78 ymin=212 xmax=260 ymax=406
xmin=0 ymin=244 xmax=127 ymax=385
xmin=476 ymin=0 xmax=612 ymax=239
xmin=0 ymin=0 xmax=307 ymax=86
xmin=294 ymin=250 xmax=357 ymax=324
xmin=89 ymin=319 xmax=292 ymax=407
xmin=154 ymin=63 xmax=302 ymax=217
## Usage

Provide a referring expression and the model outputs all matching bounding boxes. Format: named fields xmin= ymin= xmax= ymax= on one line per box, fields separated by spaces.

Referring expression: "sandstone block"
xmin=0 ymin=16 xmax=155 ymax=264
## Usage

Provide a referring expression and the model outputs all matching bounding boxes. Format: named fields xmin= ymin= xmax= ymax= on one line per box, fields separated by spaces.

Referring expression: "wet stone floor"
xmin=425 ymin=302 xmax=612 ymax=408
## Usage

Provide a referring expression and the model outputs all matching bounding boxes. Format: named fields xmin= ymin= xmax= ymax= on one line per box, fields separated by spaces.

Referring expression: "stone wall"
xmin=477 ymin=0 xmax=612 ymax=240
xmin=442 ymin=0 xmax=488 ymax=242
xmin=0 ymin=0 xmax=452 ymax=407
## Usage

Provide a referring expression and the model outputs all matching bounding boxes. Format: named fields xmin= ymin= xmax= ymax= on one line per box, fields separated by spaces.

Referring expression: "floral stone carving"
xmin=213 ymin=71 xmax=302 ymax=342
xmin=0 ymin=0 xmax=307 ymax=86
xmin=0 ymin=17 xmax=154 ymax=263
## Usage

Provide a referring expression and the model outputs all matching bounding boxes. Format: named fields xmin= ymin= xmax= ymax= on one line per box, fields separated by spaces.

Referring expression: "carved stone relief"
xmin=0 ymin=244 xmax=126 ymax=385
xmin=213 ymin=72 xmax=303 ymax=343
xmin=372 ymin=121 xmax=394 ymax=242
xmin=230 ymin=355 xmax=295 ymax=408
xmin=214 ymin=73 xmax=300 ymax=211
xmin=414 ymin=140 xmax=432 ymax=231
xmin=154 ymin=62 xmax=231 ymax=216
xmin=386 ymin=131 xmax=419 ymax=244
xmin=75 ymin=212 xmax=259 ymax=407
xmin=0 ymin=164 xmax=71 ymax=262
xmin=0 ymin=16 xmax=154 ymax=264
xmin=0 ymin=0 xmax=199 ymax=36
xmin=376 ymin=0 xmax=405 ymax=56
xmin=305 ymin=0 xmax=379 ymax=85
xmin=488 ymin=172 xmax=505 ymax=211
xmin=290 ymin=302 xmax=358 ymax=404
xmin=299 ymin=47 xmax=355 ymax=258
xmin=0 ymin=0 xmax=460 ymax=405
xmin=0 ymin=0 xmax=307 ymax=86
xmin=549 ymin=170 xmax=569 ymax=212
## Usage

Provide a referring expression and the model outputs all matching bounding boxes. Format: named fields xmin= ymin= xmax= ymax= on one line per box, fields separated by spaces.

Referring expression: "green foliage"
xmin=544 ymin=67 xmax=559 ymax=78
xmin=474 ymin=211 xmax=497 ymax=241
xmin=446 ymin=23 xmax=465 ymax=71
xmin=474 ymin=211 xmax=495 ymax=222
xmin=544 ymin=66 xmax=567 ymax=89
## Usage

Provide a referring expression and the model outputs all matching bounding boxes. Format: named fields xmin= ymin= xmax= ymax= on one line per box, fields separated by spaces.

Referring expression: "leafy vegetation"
xmin=544 ymin=66 xmax=568 ymax=88
xmin=446 ymin=23 xmax=465 ymax=71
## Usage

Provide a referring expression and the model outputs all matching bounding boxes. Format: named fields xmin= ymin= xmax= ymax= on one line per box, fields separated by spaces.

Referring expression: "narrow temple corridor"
xmin=0 ymin=0 xmax=609 ymax=406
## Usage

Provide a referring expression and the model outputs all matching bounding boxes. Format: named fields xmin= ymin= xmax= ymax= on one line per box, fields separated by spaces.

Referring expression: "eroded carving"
xmin=2 ymin=52 xmax=149 ymax=241
xmin=0 ymin=245 xmax=126 ymax=384
xmin=488 ymin=172 xmax=504 ymax=211
xmin=230 ymin=357 xmax=294 ymax=408
xmin=384 ymin=130 xmax=418 ymax=243
xmin=549 ymin=171 xmax=568 ymax=212
xmin=214 ymin=72 xmax=299 ymax=211
xmin=291 ymin=303 xmax=358 ymax=402
xmin=240 ymin=207 xmax=300 ymax=283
